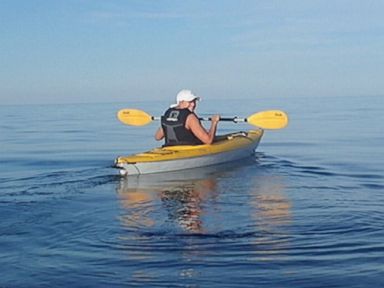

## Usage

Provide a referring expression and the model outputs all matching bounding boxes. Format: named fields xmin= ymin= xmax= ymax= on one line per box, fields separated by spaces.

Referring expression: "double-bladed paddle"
xmin=117 ymin=108 xmax=288 ymax=130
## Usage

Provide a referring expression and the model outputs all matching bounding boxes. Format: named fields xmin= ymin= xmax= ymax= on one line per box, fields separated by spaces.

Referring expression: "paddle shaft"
xmin=200 ymin=117 xmax=246 ymax=123
xmin=152 ymin=116 xmax=246 ymax=123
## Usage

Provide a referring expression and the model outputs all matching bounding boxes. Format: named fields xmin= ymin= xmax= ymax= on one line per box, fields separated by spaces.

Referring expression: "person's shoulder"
xmin=186 ymin=112 xmax=199 ymax=124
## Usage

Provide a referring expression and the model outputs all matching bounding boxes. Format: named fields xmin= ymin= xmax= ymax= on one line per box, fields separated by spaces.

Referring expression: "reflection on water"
xmin=251 ymin=175 xmax=291 ymax=228
xmin=115 ymin=165 xmax=225 ymax=284
xmin=161 ymin=183 xmax=211 ymax=233
xmin=114 ymin=162 xmax=294 ymax=285
xmin=116 ymin=161 xmax=292 ymax=251
xmin=118 ymin=180 xmax=156 ymax=230
xmin=117 ymin=165 xmax=222 ymax=233
xmin=249 ymin=175 xmax=292 ymax=260
xmin=114 ymin=161 xmax=293 ymax=286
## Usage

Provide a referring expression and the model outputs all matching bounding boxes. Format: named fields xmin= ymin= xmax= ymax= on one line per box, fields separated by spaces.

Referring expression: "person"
xmin=155 ymin=89 xmax=220 ymax=146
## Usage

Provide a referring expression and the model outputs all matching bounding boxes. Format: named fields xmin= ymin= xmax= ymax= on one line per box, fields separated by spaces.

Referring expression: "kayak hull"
xmin=115 ymin=129 xmax=263 ymax=175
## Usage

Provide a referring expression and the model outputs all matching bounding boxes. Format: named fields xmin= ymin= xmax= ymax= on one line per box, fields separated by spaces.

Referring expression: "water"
xmin=1 ymin=95 xmax=383 ymax=287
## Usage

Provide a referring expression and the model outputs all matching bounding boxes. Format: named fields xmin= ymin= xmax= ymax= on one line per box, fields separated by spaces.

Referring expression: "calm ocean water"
xmin=1 ymin=95 xmax=383 ymax=287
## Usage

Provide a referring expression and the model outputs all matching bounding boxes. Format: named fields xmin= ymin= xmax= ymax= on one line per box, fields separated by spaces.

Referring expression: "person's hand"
xmin=211 ymin=114 xmax=220 ymax=124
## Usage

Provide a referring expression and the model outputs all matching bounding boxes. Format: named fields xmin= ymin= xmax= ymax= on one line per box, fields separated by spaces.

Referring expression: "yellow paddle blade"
xmin=117 ymin=109 xmax=153 ymax=126
xmin=247 ymin=110 xmax=288 ymax=129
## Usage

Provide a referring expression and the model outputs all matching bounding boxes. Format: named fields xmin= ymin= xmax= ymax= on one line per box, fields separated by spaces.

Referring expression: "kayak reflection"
xmin=116 ymin=158 xmax=291 ymax=241
xmin=116 ymin=158 xmax=293 ymax=270
xmin=116 ymin=163 xmax=231 ymax=233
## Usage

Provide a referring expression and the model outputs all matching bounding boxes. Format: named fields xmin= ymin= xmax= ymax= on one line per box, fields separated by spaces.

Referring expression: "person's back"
xmin=161 ymin=107 xmax=202 ymax=146
xmin=155 ymin=89 xmax=220 ymax=146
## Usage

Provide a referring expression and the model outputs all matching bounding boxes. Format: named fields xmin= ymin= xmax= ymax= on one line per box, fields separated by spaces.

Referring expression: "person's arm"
xmin=155 ymin=127 xmax=164 ymax=141
xmin=186 ymin=114 xmax=220 ymax=144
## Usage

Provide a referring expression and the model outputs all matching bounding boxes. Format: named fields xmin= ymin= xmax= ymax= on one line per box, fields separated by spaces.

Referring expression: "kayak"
xmin=114 ymin=129 xmax=263 ymax=175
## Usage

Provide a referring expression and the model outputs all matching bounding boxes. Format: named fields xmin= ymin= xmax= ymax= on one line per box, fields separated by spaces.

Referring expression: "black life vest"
xmin=161 ymin=108 xmax=203 ymax=146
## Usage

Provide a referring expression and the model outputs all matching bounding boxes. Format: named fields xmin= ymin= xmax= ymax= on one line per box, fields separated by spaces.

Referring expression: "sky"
xmin=1 ymin=0 xmax=383 ymax=105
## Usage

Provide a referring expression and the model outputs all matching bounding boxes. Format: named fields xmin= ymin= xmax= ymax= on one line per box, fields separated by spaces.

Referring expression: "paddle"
xmin=117 ymin=108 xmax=288 ymax=129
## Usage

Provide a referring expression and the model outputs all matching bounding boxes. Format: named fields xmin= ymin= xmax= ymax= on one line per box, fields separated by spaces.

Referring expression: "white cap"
xmin=170 ymin=89 xmax=201 ymax=108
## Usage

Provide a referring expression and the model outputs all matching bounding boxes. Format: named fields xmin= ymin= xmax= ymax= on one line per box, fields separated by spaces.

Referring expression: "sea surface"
xmin=1 ymin=95 xmax=383 ymax=287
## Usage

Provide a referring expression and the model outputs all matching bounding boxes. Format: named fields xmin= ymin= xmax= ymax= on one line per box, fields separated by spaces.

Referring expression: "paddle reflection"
xmin=251 ymin=175 xmax=291 ymax=227
xmin=249 ymin=174 xmax=292 ymax=261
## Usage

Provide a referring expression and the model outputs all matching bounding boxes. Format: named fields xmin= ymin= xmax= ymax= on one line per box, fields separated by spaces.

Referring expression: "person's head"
xmin=171 ymin=89 xmax=201 ymax=111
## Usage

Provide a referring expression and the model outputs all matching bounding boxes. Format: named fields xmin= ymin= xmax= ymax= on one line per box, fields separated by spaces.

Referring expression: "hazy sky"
xmin=1 ymin=0 xmax=383 ymax=105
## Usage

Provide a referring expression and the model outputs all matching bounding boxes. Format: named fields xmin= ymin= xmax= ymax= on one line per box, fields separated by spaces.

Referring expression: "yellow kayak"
xmin=114 ymin=129 xmax=263 ymax=175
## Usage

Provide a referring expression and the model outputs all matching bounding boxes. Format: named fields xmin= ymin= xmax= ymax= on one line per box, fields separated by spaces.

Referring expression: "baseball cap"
xmin=170 ymin=89 xmax=201 ymax=108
